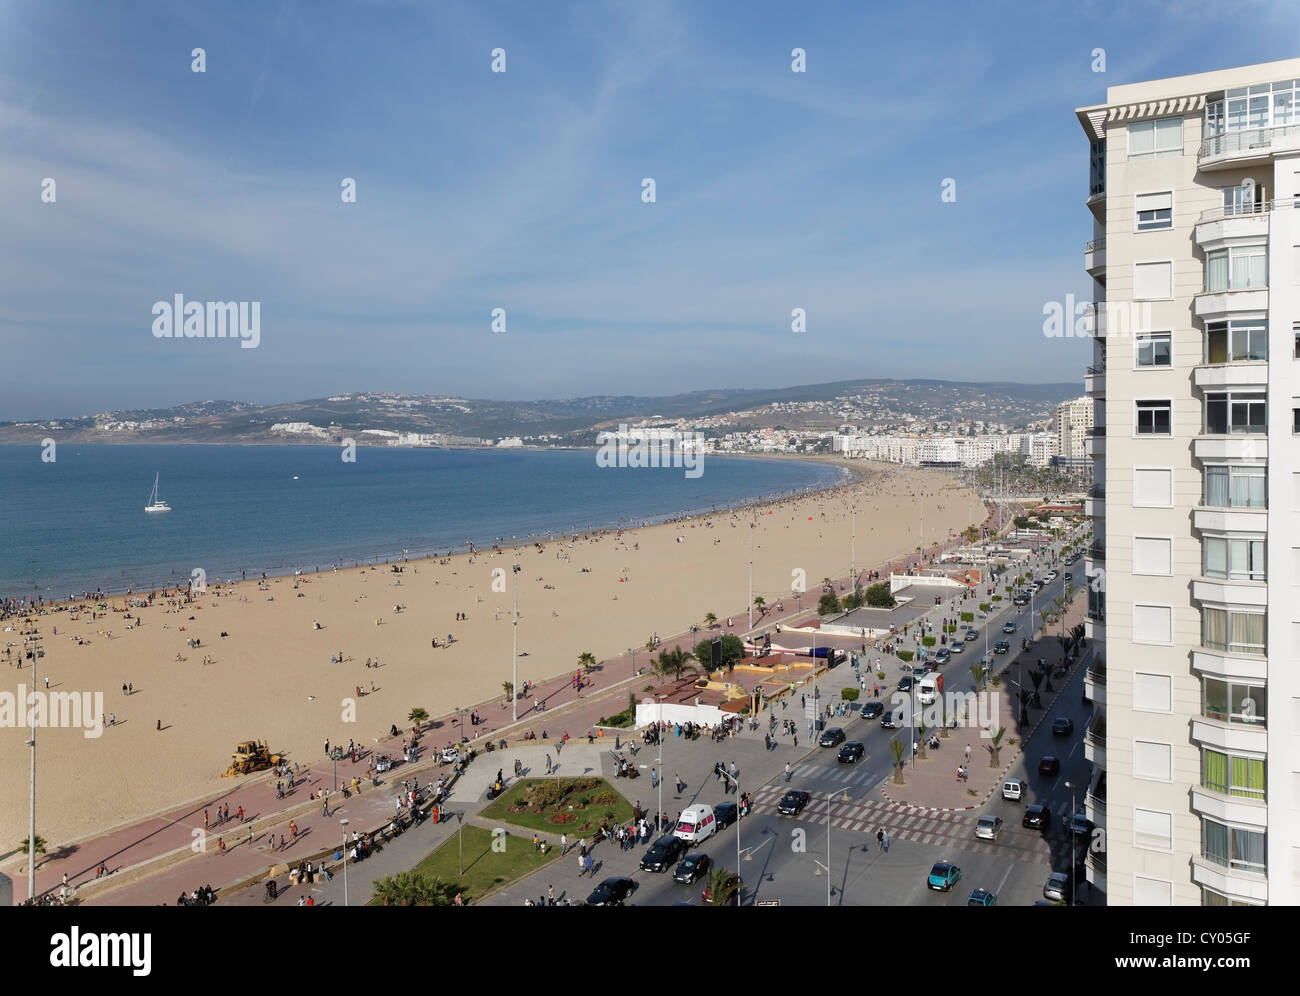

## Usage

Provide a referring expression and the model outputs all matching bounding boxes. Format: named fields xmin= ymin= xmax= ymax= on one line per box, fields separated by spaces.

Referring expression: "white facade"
xmin=1057 ymin=396 xmax=1095 ymax=460
xmin=1078 ymin=58 xmax=1300 ymax=906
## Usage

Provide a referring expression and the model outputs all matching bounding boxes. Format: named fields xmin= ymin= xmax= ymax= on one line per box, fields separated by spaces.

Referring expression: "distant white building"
xmin=495 ymin=437 xmax=524 ymax=448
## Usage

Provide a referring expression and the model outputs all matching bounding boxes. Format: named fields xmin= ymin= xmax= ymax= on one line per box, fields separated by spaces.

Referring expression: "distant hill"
xmin=0 ymin=378 xmax=1082 ymax=445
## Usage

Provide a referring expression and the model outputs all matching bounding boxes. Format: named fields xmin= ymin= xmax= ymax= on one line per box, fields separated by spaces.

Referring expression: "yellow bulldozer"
xmin=221 ymin=739 xmax=285 ymax=777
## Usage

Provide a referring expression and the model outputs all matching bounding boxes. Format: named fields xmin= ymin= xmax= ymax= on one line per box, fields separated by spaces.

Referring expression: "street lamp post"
xmin=1065 ymin=780 xmax=1077 ymax=905
xmin=340 ymin=817 xmax=350 ymax=907
xmin=26 ymin=634 xmax=38 ymax=901
xmin=747 ymin=517 xmax=754 ymax=631
xmin=657 ymin=694 xmax=668 ymax=831
xmin=512 ymin=562 xmax=521 ymax=721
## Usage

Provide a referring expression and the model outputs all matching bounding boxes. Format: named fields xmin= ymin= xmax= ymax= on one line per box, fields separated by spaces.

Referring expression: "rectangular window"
xmin=1136 ymin=332 xmax=1172 ymax=367
xmin=1134 ymin=537 xmax=1172 ymax=575
xmin=1203 ymin=749 xmax=1266 ymax=799
xmin=1202 ymin=818 xmax=1266 ymax=873
xmin=1134 ymin=467 xmax=1173 ymax=506
xmin=1205 ymin=245 xmax=1267 ymax=291
xmin=1204 ymin=392 xmax=1266 ymax=434
xmin=1203 ymin=464 xmax=1266 ymax=508
xmin=1202 ymin=607 xmax=1266 ymax=655
xmin=1133 ymin=604 xmax=1172 ymax=644
xmin=1133 ymin=672 xmax=1172 ymax=712
xmin=1202 ymin=677 xmax=1266 ymax=725
xmin=1222 ymin=184 xmax=1262 ymax=215
xmin=1135 ymin=260 xmax=1173 ymax=300
xmin=1134 ymin=740 xmax=1173 ymax=780
xmin=1205 ymin=320 xmax=1267 ymax=363
xmin=1294 ymin=322 xmax=1300 ymax=359
xmin=1136 ymin=400 xmax=1172 ymax=435
xmin=1203 ymin=536 xmax=1266 ymax=581
xmin=1128 ymin=117 xmax=1183 ymax=160
xmin=1134 ymin=809 xmax=1173 ymax=851
xmin=1294 ymin=408 xmax=1300 ymax=434
xmin=1086 ymin=580 xmax=1104 ymax=620
xmin=1135 ymin=191 xmax=1173 ymax=231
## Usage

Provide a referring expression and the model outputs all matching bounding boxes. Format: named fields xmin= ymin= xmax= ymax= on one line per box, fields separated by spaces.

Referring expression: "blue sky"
xmin=1 ymin=0 xmax=1296 ymax=418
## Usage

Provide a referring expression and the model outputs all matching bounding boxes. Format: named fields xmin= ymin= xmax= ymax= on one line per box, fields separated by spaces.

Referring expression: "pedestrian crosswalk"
xmin=751 ymin=783 xmax=1081 ymax=865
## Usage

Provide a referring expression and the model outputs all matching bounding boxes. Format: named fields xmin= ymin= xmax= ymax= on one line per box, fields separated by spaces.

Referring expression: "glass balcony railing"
xmin=1200 ymin=124 xmax=1300 ymax=162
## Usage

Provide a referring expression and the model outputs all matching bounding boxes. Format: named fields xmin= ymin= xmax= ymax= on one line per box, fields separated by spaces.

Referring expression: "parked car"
xmin=673 ymin=852 xmax=711 ymax=884
xmin=1043 ymin=872 xmax=1072 ymax=904
xmin=948 ymin=640 xmax=965 ymax=654
xmin=1069 ymin=809 xmax=1093 ymax=837
xmin=1012 ymin=595 xmax=1030 ymax=606
xmin=897 ymin=676 xmax=914 ymax=692
xmin=974 ymin=815 xmax=1004 ymax=841
xmin=778 ymin=790 xmax=810 ymax=816
xmin=1001 ymin=622 xmax=1017 ymax=634
xmin=1022 ymin=803 xmax=1051 ymax=830
xmin=1052 ymin=717 xmax=1074 ymax=736
xmin=1038 ymin=755 xmax=1061 ymax=776
xmin=713 ymin=802 xmax=739 ymax=829
xmin=993 ymin=640 xmax=1010 ymax=654
xmin=1001 ymin=778 xmax=1026 ymax=802
xmin=819 ymin=727 xmax=846 ymax=748
xmin=927 ymin=861 xmax=962 ymax=892
xmin=837 ymin=741 xmax=865 ymax=764
xmin=967 ymin=888 xmax=997 ymax=907
xmin=640 ymin=834 xmax=688 ymax=873
xmin=1064 ymin=572 xmax=1073 ymax=581
xmin=934 ymin=648 xmax=951 ymax=665
xmin=861 ymin=701 xmax=885 ymax=719
xmin=586 ymin=877 xmax=637 ymax=906
xmin=964 ymin=630 xmax=979 ymax=642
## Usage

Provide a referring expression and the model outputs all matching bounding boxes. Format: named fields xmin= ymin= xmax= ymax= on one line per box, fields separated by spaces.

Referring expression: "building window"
xmin=1134 ymin=261 xmax=1173 ymax=300
xmin=1202 ymin=749 xmax=1266 ymax=800
xmin=1202 ymin=818 xmax=1266 ymax=874
xmin=1136 ymin=332 xmax=1172 ymax=367
xmin=1136 ymin=400 xmax=1172 ymax=435
xmin=1294 ymin=322 xmax=1300 ymax=359
xmin=1134 ymin=809 xmax=1173 ymax=851
xmin=1128 ymin=117 xmax=1183 ymax=160
xmin=1294 ymin=408 xmax=1300 ymax=434
xmin=1204 ymin=392 xmax=1265 ymax=434
xmin=1205 ymin=80 xmax=1300 ymax=139
xmin=1203 ymin=464 xmax=1266 ymax=508
xmin=1205 ymin=320 xmax=1266 ymax=363
xmin=1205 ymin=245 xmax=1267 ymax=292
xmin=1203 ymin=536 xmax=1266 ymax=581
xmin=1202 ymin=607 xmax=1266 ymax=655
xmin=1221 ymin=183 xmax=1264 ymax=216
xmin=1086 ymin=580 xmax=1104 ymax=620
xmin=1202 ymin=888 xmax=1261 ymax=907
xmin=1134 ymin=191 xmax=1174 ymax=230
xmin=1202 ymin=677 xmax=1266 ymax=726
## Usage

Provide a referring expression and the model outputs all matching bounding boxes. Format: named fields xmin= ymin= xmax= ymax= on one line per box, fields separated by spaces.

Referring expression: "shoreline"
xmin=0 ymin=461 xmax=977 ymax=849
xmin=1 ymin=451 xmax=859 ymax=605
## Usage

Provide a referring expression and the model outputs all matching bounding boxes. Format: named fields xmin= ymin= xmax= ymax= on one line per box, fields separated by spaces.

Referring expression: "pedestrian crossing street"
xmin=752 ymin=780 xmax=1082 ymax=865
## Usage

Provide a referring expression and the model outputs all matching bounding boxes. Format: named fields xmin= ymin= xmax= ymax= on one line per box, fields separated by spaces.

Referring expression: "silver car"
xmin=974 ymin=814 xmax=1004 ymax=841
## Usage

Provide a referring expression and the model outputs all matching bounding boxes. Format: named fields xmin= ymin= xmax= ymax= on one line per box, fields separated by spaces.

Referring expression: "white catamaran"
xmin=144 ymin=473 xmax=171 ymax=513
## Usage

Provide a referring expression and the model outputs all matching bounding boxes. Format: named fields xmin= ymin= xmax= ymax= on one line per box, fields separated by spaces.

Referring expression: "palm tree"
xmin=702 ymin=865 xmax=740 ymax=906
xmin=654 ymin=646 xmax=698 ymax=681
xmin=407 ymin=707 xmax=429 ymax=728
xmin=578 ymin=652 xmax=597 ymax=675
xmin=704 ymin=612 xmax=718 ymax=629
xmin=969 ymin=662 xmax=987 ymax=693
xmin=889 ymin=740 xmax=905 ymax=784
xmin=17 ymin=834 xmax=46 ymax=858
xmin=940 ymin=711 xmax=951 ymax=739
xmin=753 ymin=596 xmax=766 ymax=618
xmin=502 ymin=680 xmax=514 ymax=705
xmin=988 ymin=727 xmax=1006 ymax=767
xmin=371 ymin=870 xmax=457 ymax=906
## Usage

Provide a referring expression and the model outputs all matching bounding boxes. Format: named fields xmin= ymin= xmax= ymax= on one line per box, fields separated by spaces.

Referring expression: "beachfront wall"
xmin=634 ymin=699 xmax=727 ymax=730
xmin=888 ymin=572 xmax=966 ymax=594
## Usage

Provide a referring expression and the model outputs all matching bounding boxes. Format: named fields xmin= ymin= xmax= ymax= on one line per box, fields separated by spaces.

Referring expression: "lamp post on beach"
xmin=340 ymin=817 xmax=350 ymax=907
xmin=511 ymin=561 xmax=521 ymax=722
xmin=25 ymin=634 xmax=38 ymax=901
xmin=747 ymin=517 xmax=754 ymax=631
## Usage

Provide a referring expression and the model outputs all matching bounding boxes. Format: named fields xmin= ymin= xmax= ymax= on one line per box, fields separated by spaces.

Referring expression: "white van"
xmin=917 ymin=672 xmax=944 ymax=706
xmin=673 ymin=804 xmax=717 ymax=843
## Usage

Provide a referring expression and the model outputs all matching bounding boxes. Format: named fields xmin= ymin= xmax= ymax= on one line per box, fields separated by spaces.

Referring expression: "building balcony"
xmin=1192 ymin=506 xmax=1268 ymax=533
xmin=1084 ymin=662 xmax=1105 ymax=704
xmin=1086 ymin=188 xmax=1106 ymax=221
xmin=1086 ymin=543 xmax=1104 ymax=562
xmin=1192 ymin=648 xmax=1267 ymax=683
xmin=1194 ymin=288 xmax=1268 ymax=321
xmin=1084 ymin=238 xmax=1106 ymax=281
xmin=1084 ymin=433 xmax=1104 ymax=458
xmin=1193 ymin=363 xmax=1269 ymax=391
xmin=1084 ymin=496 xmax=1104 ymax=519
xmin=1190 ymin=787 xmax=1268 ymax=830
xmin=1198 ymin=122 xmax=1300 ymax=170
xmin=1084 ymin=714 xmax=1105 ymax=768
xmin=1194 ymin=436 xmax=1267 ymax=462
xmin=1190 ymin=716 xmax=1268 ymax=755
xmin=1087 ymin=483 xmax=1104 ymax=499
xmin=1192 ymin=577 xmax=1268 ymax=609
xmin=1084 ymin=364 xmax=1105 ymax=397
xmin=1191 ymin=858 xmax=1268 ymax=904
xmin=1194 ymin=202 xmax=1271 ymax=247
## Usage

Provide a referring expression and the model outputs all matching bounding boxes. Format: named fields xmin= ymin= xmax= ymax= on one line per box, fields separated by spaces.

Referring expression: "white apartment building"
xmin=1078 ymin=58 xmax=1300 ymax=906
xmin=1056 ymin=396 xmax=1095 ymax=460
xmin=1022 ymin=431 xmax=1058 ymax=467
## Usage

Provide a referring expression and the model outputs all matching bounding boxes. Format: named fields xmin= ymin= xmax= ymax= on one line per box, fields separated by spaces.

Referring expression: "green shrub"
xmin=840 ymin=687 xmax=860 ymax=702
xmin=991 ymin=595 xmax=1003 ymax=602
xmin=922 ymin=636 xmax=936 ymax=648
xmin=978 ymin=603 xmax=990 ymax=613
xmin=865 ymin=583 xmax=896 ymax=609
xmin=818 ymin=592 xmax=842 ymax=615
xmin=897 ymin=650 xmax=914 ymax=662
xmin=960 ymin=611 xmax=974 ymax=622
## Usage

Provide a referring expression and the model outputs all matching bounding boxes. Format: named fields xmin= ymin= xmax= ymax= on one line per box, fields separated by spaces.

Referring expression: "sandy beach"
xmin=0 ymin=461 xmax=977 ymax=850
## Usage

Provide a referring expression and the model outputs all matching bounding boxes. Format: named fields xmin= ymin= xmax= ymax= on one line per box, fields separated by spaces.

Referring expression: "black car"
xmin=993 ymin=640 xmax=1010 ymax=654
xmin=713 ymin=802 xmax=738 ymax=829
xmin=861 ymin=701 xmax=884 ymax=719
xmin=837 ymin=741 xmax=865 ymax=764
xmin=1023 ymin=803 xmax=1051 ymax=830
xmin=1052 ymin=717 xmax=1074 ymax=736
xmin=586 ymin=877 xmax=637 ymax=906
xmin=640 ymin=834 xmax=687 ymax=873
xmin=673 ymin=852 xmax=711 ymax=884
xmin=1038 ymin=755 xmax=1061 ymax=776
xmin=880 ymin=710 xmax=902 ymax=730
xmin=1012 ymin=595 xmax=1029 ymax=606
xmin=819 ymin=727 xmax=846 ymax=748
xmin=778 ymin=789 xmax=810 ymax=816
xmin=897 ymin=676 xmax=915 ymax=691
